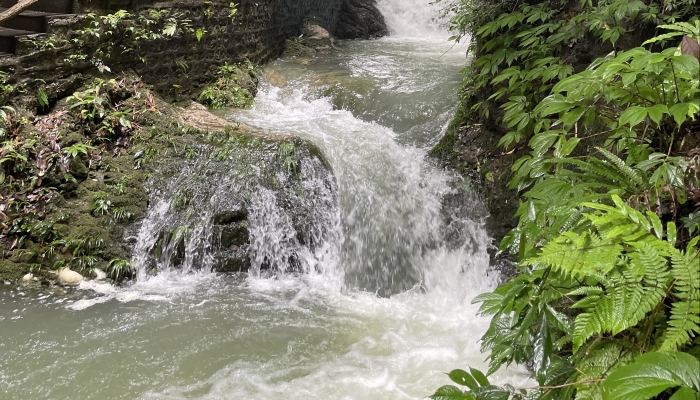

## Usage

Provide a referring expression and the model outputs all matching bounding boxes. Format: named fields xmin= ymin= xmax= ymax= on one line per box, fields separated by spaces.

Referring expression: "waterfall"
xmin=130 ymin=135 xmax=342 ymax=282
xmin=0 ymin=14 xmax=534 ymax=399
xmin=232 ymin=37 xmax=483 ymax=297
xmin=375 ymin=0 xmax=450 ymax=38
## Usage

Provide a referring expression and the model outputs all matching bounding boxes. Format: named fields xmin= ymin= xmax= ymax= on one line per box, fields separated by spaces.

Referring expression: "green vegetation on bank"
xmin=431 ymin=0 xmax=700 ymax=398
xmin=198 ymin=61 xmax=257 ymax=109
xmin=0 ymin=6 xmax=257 ymax=284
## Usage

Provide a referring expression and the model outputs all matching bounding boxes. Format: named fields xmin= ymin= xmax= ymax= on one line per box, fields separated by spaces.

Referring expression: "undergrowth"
xmin=198 ymin=62 xmax=256 ymax=109
xmin=430 ymin=0 xmax=700 ymax=398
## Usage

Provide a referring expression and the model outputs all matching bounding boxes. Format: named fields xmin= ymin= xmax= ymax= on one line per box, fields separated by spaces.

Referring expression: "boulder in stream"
xmin=58 ymin=268 xmax=83 ymax=286
xmin=336 ymin=0 xmax=388 ymax=39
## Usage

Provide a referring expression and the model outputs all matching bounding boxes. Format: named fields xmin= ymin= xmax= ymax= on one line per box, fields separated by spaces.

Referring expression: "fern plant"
xmin=434 ymin=195 xmax=700 ymax=400
xmin=445 ymin=0 xmax=700 ymax=149
xmin=431 ymin=11 xmax=700 ymax=399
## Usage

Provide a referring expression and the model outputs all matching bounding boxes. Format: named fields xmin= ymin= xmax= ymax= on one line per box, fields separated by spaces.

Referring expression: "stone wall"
xmin=80 ymin=0 xmax=344 ymax=97
xmin=111 ymin=0 xmax=340 ymax=98
xmin=0 ymin=0 xmax=378 ymax=104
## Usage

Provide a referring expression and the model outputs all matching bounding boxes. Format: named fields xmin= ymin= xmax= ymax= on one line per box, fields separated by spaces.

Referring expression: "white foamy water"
xmin=376 ymin=0 xmax=450 ymax=37
xmin=0 ymin=4 xmax=532 ymax=399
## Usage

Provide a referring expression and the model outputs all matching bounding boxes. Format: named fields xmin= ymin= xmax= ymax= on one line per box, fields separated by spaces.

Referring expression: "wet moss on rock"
xmin=198 ymin=62 xmax=259 ymax=109
xmin=0 ymin=72 xmax=239 ymax=283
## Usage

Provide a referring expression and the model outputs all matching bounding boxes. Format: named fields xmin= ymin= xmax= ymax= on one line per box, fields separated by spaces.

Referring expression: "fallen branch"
xmin=0 ymin=0 xmax=39 ymax=25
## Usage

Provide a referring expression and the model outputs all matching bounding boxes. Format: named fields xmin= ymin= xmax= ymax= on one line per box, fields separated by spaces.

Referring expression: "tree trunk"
xmin=0 ymin=0 xmax=40 ymax=25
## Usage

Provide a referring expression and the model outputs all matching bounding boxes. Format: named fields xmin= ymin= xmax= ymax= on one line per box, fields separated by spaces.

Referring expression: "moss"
xmin=0 ymin=260 xmax=26 ymax=281
xmin=428 ymin=127 xmax=457 ymax=162
xmin=61 ymin=131 xmax=84 ymax=147
xmin=197 ymin=62 xmax=258 ymax=110
xmin=0 ymin=68 xmax=314 ymax=282
xmin=219 ymin=222 xmax=249 ymax=248
xmin=428 ymin=76 xmax=481 ymax=171
xmin=198 ymin=86 xmax=254 ymax=109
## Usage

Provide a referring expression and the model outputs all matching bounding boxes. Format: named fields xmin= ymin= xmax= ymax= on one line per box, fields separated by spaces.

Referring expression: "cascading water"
xmin=0 ymin=1 xmax=532 ymax=398
xmin=128 ymin=135 xmax=341 ymax=281
xmin=375 ymin=0 xmax=449 ymax=37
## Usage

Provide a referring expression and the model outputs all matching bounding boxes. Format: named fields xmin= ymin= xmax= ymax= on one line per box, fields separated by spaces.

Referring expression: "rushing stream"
xmin=0 ymin=1 xmax=531 ymax=398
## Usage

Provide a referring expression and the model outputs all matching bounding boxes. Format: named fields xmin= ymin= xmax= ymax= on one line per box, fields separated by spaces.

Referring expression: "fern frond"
xmin=636 ymin=243 xmax=671 ymax=286
xmin=574 ymin=342 xmax=626 ymax=400
xmin=612 ymin=247 xmax=666 ymax=334
xmin=584 ymin=197 xmax=656 ymax=242
xmin=610 ymin=284 xmax=633 ymax=334
xmin=660 ymin=249 xmax=700 ymax=351
xmin=596 ymin=146 xmax=645 ymax=188
xmin=571 ymin=295 xmax=602 ymax=309
xmin=567 ymin=286 xmax=604 ymax=296
xmin=662 ymin=301 xmax=700 ymax=352
xmin=528 ymin=231 xmax=622 ymax=278
xmin=554 ymin=157 xmax=629 ymax=191
xmin=570 ymin=243 xmax=669 ymax=348
xmin=573 ymin=312 xmax=599 ymax=351
xmin=581 ymin=158 xmax=636 ymax=191
xmin=558 ymin=209 xmax=583 ymax=233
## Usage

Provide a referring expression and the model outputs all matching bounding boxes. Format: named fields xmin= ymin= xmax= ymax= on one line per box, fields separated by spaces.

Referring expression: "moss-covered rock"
xmin=197 ymin=62 xmax=259 ymax=110
xmin=0 ymin=260 xmax=25 ymax=282
xmin=1 ymin=68 xmax=338 ymax=283
xmin=0 ymin=72 xmax=220 ymax=282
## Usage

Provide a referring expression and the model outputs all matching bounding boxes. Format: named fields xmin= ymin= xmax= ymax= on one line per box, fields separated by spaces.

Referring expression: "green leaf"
xmin=119 ymin=116 xmax=131 ymax=128
xmin=646 ymin=211 xmax=663 ymax=239
xmin=643 ymin=31 xmax=684 ymax=45
xmin=469 ymin=368 xmax=490 ymax=387
xmin=473 ymin=385 xmax=510 ymax=400
xmin=449 ymin=369 xmax=479 ymax=390
xmin=472 ymin=292 xmax=503 ymax=304
xmin=559 ymin=106 xmax=586 ymax=126
xmin=619 ymin=106 xmax=648 ymax=127
xmin=530 ymin=131 xmax=559 ymax=156
xmin=669 ymin=103 xmax=699 ymax=126
xmin=430 ymin=385 xmax=474 ymax=400
xmin=536 ymin=94 xmax=574 ymax=116
xmin=37 ymin=87 xmax=49 ymax=109
xmin=555 ymin=137 xmax=581 ymax=158
xmin=533 ymin=317 xmax=552 ymax=378
xmin=668 ymin=221 xmax=677 ymax=245
xmin=544 ymin=304 xmax=571 ymax=333
xmin=671 ymin=55 xmax=700 ymax=74
xmin=602 ymin=352 xmax=700 ymax=400
xmin=163 ymin=23 xmax=177 ymax=36
xmin=646 ymin=104 xmax=668 ymax=125
xmin=669 ymin=387 xmax=698 ymax=400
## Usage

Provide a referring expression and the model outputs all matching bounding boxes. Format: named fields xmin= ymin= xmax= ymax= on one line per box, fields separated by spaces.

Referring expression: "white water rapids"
xmin=0 ymin=1 xmax=532 ymax=398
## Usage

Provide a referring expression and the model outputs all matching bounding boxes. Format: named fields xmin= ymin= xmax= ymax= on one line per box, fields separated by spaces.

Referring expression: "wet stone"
xmin=212 ymin=209 xmax=248 ymax=225
xmin=58 ymin=269 xmax=83 ymax=286
xmin=218 ymin=222 xmax=249 ymax=249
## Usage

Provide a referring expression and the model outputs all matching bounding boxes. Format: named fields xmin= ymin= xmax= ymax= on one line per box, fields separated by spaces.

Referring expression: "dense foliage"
xmin=432 ymin=0 xmax=700 ymax=398
xmin=0 ymin=6 xmax=255 ymax=282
